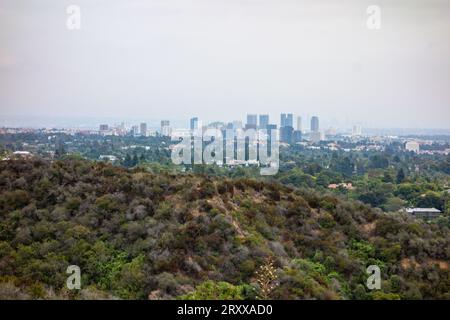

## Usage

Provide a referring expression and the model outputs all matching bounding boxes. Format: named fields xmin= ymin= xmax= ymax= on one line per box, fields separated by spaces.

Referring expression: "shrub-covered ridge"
xmin=0 ymin=159 xmax=448 ymax=299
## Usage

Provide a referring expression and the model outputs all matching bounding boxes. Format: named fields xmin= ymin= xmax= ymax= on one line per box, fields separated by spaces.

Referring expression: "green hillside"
xmin=0 ymin=159 xmax=448 ymax=299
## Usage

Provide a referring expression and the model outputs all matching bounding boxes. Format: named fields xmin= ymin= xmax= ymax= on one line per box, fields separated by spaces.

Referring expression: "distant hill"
xmin=0 ymin=159 xmax=448 ymax=299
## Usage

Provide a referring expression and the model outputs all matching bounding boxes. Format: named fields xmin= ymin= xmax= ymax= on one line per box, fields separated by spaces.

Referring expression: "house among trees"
xmin=328 ymin=182 xmax=354 ymax=190
xmin=2 ymin=151 xmax=34 ymax=161
xmin=99 ymin=155 xmax=119 ymax=162
xmin=405 ymin=207 xmax=442 ymax=219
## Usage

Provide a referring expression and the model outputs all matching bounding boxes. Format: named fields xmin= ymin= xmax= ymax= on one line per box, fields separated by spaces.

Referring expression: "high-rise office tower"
xmin=296 ymin=116 xmax=302 ymax=131
xmin=131 ymin=125 xmax=139 ymax=136
xmin=117 ymin=122 xmax=126 ymax=136
xmin=99 ymin=124 xmax=109 ymax=131
xmin=311 ymin=116 xmax=319 ymax=132
xmin=161 ymin=120 xmax=171 ymax=137
xmin=140 ymin=122 xmax=147 ymax=137
xmin=246 ymin=114 xmax=257 ymax=130
xmin=287 ymin=113 xmax=293 ymax=127
xmin=259 ymin=114 xmax=269 ymax=129
xmin=246 ymin=114 xmax=257 ymax=126
xmin=280 ymin=113 xmax=293 ymax=128
xmin=352 ymin=124 xmax=362 ymax=137
xmin=280 ymin=113 xmax=294 ymax=143
xmin=190 ymin=117 xmax=198 ymax=130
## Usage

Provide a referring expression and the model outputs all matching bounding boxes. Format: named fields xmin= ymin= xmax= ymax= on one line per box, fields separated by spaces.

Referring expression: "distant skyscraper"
xmin=311 ymin=116 xmax=319 ymax=132
xmin=280 ymin=113 xmax=293 ymax=127
xmin=296 ymin=116 xmax=302 ymax=131
xmin=99 ymin=124 xmax=109 ymax=131
xmin=140 ymin=122 xmax=147 ymax=136
xmin=190 ymin=117 xmax=198 ymax=130
xmin=259 ymin=114 xmax=269 ymax=129
xmin=352 ymin=124 xmax=362 ymax=137
xmin=280 ymin=113 xmax=293 ymax=143
xmin=131 ymin=125 xmax=139 ymax=136
xmin=161 ymin=120 xmax=171 ymax=137
xmin=287 ymin=114 xmax=293 ymax=127
xmin=246 ymin=114 xmax=257 ymax=130
xmin=246 ymin=114 xmax=257 ymax=128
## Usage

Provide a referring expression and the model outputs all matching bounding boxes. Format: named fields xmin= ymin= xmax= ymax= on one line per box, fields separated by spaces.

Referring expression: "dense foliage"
xmin=2 ymin=133 xmax=449 ymax=214
xmin=178 ymin=146 xmax=450 ymax=214
xmin=0 ymin=159 xmax=448 ymax=299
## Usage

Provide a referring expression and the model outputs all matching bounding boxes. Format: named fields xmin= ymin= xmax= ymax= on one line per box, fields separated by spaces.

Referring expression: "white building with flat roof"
xmin=405 ymin=141 xmax=420 ymax=153
xmin=405 ymin=207 xmax=441 ymax=219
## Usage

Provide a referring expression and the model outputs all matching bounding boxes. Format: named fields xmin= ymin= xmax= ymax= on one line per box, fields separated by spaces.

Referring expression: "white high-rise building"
xmin=132 ymin=125 xmax=139 ymax=136
xmin=352 ymin=124 xmax=362 ymax=136
xmin=296 ymin=116 xmax=302 ymax=131
xmin=161 ymin=120 xmax=172 ymax=137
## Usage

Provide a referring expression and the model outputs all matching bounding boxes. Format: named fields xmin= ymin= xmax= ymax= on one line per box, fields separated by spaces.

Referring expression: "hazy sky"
xmin=0 ymin=0 xmax=449 ymax=129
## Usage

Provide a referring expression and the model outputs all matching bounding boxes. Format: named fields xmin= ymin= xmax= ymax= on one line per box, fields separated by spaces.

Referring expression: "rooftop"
xmin=406 ymin=208 xmax=441 ymax=213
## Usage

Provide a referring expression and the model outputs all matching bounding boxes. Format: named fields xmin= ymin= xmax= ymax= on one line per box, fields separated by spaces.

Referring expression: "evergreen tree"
xmin=396 ymin=168 xmax=406 ymax=184
xmin=123 ymin=153 xmax=132 ymax=167
xmin=55 ymin=142 xmax=66 ymax=159
xmin=132 ymin=153 xmax=139 ymax=167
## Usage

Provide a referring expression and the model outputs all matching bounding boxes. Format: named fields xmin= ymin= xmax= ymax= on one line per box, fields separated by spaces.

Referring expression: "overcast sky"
xmin=0 ymin=0 xmax=449 ymax=129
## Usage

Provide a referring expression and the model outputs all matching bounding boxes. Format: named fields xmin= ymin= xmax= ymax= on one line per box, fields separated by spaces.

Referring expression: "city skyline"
xmin=3 ymin=114 xmax=450 ymax=136
xmin=0 ymin=113 xmax=355 ymax=133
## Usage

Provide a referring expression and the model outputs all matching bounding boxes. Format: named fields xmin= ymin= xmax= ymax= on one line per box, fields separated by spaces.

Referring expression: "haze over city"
xmin=1 ymin=0 xmax=449 ymax=129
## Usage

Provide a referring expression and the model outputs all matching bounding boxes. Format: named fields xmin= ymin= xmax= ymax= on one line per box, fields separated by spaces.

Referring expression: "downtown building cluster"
xmin=97 ymin=114 xmax=339 ymax=146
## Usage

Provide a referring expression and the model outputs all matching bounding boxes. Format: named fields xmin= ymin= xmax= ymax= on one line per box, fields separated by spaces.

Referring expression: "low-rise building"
xmin=99 ymin=155 xmax=118 ymax=162
xmin=405 ymin=207 xmax=442 ymax=219
xmin=328 ymin=182 xmax=354 ymax=190
xmin=405 ymin=141 xmax=420 ymax=153
xmin=12 ymin=151 xmax=33 ymax=159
